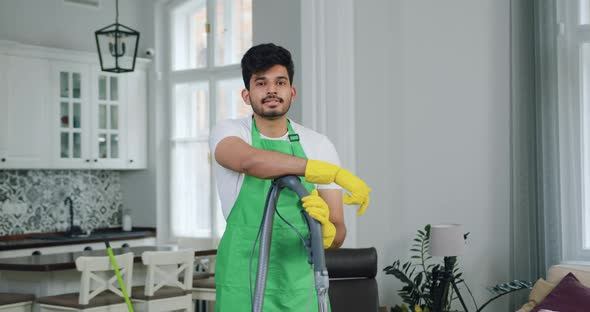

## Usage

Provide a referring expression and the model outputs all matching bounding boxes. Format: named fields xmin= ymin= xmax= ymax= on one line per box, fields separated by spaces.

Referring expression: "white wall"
xmin=0 ymin=0 xmax=155 ymax=54
xmin=354 ymin=0 xmax=511 ymax=309
xmin=253 ymin=0 xmax=302 ymax=122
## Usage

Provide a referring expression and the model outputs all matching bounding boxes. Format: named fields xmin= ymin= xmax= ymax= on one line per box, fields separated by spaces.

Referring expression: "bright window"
xmin=558 ymin=0 xmax=590 ymax=262
xmin=168 ymin=0 xmax=252 ymax=245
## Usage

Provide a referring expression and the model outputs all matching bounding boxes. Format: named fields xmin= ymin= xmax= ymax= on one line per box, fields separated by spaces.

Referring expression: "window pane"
xmin=73 ymin=73 xmax=81 ymax=99
xmin=581 ymin=0 xmax=590 ymax=25
xmin=110 ymin=77 xmax=118 ymax=101
xmin=217 ymin=78 xmax=251 ymax=120
xmin=582 ymin=43 xmax=590 ymax=248
xmin=73 ymin=132 xmax=81 ymax=158
xmin=111 ymin=134 xmax=119 ymax=158
xmin=172 ymin=1 xmax=208 ymax=70
xmin=110 ymin=105 xmax=119 ymax=130
xmin=61 ymin=102 xmax=69 ymax=128
xmin=60 ymin=132 xmax=69 ymax=158
xmin=99 ymin=76 xmax=107 ymax=100
xmin=73 ymin=103 xmax=81 ymax=128
xmin=60 ymin=72 xmax=69 ymax=98
xmin=98 ymin=134 xmax=107 ymax=158
xmin=173 ymin=82 xmax=209 ymax=138
xmin=215 ymin=0 xmax=252 ymax=66
xmin=171 ymin=141 xmax=211 ymax=237
xmin=99 ymin=104 xmax=107 ymax=129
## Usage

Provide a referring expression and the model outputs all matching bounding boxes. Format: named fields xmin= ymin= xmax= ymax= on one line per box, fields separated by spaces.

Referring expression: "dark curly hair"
xmin=241 ymin=43 xmax=295 ymax=90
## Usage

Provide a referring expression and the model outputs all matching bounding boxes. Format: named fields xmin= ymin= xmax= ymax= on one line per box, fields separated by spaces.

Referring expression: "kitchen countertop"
xmin=0 ymin=246 xmax=171 ymax=271
xmin=0 ymin=246 xmax=217 ymax=272
xmin=0 ymin=227 xmax=156 ymax=251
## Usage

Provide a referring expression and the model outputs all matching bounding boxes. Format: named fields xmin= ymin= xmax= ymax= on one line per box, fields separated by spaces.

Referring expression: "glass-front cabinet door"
xmin=53 ymin=63 xmax=127 ymax=169
xmin=60 ymin=71 xmax=83 ymax=159
xmin=53 ymin=62 xmax=90 ymax=168
xmin=97 ymin=75 xmax=120 ymax=160
xmin=91 ymin=68 xmax=126 ymax=168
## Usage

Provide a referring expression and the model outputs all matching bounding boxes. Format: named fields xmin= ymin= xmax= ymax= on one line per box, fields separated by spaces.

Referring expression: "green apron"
xmin=215 ymin=118 xmax=323 ymax=311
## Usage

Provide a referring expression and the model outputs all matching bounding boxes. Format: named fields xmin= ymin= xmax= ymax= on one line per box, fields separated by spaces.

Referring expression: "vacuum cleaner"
xmin=252 ymin=175 xmax=330 ymax=312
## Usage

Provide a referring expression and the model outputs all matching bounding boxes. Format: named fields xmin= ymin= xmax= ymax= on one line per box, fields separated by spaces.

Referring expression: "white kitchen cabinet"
xmin=0 ymin=41 xmax=149 ymax=169
xmin=0 ymin=54 xmax=52 ymax=169
xmin=51 ymin=63 xmax=130 ymax=169
xmin=125 ymin=69 xmax=148 ymax=169
xmin=52 ymin=63 xmax=143 ymax=169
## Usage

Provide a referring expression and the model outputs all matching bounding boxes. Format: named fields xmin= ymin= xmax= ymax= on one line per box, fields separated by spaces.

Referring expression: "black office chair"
xmin=325 ymin=247 xmax=380 ymax=312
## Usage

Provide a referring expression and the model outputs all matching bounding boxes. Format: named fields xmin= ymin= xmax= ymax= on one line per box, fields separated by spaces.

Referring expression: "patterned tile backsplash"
xmin=0 ymin=170 xmax=122 ymax=236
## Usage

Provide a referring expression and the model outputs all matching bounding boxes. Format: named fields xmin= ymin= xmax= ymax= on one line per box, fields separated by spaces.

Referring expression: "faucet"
xmin=64 ymin=196 xmax=83 ymax=237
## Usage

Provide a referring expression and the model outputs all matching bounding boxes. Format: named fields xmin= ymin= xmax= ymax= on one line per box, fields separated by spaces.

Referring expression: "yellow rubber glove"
xmin=334 ymin=168 xmax=371 ymax=215
xmin=301 ymin=190 xmax=336 ymax=249
xmin=305 ymin=160 xmax=371 ymax=215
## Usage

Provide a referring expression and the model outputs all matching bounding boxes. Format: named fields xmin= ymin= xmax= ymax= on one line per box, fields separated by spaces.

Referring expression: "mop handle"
xmin=275 ymin=176 xmax=326 ymax=272
xmin=105 ymin=241 xmax=135 ymax=312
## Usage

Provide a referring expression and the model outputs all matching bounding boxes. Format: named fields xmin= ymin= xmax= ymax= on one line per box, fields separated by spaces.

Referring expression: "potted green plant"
xmin=384 ymin=224 xmax=532 ymax=312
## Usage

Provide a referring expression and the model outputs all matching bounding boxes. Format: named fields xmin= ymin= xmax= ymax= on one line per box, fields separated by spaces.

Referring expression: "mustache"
xmin=262 ymin=95 xmax=284 ymax=103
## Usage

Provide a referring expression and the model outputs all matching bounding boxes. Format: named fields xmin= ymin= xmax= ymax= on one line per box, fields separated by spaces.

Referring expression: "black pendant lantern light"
xmin=95 ymin=0 xmax=140 ymax=73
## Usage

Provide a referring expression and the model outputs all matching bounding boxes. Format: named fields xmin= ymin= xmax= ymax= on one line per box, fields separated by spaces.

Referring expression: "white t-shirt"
xmin=210 ymin=115 xmax=341 ymax=218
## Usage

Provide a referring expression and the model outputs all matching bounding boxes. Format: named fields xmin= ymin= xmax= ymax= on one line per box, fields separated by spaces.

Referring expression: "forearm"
xmin=330 ymin=222 xmax=346 ymax=249
xmin=215 ymin=136 xmax=307 ymax=179
xmin=317 ymin=188 xmax=345 ymax=249
xmin=240 ymin=149 xmax=307 ymax=179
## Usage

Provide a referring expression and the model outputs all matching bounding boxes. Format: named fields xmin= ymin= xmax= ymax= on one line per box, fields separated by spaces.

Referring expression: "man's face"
xmin=242 ymin=65 xmax=296 ymax=120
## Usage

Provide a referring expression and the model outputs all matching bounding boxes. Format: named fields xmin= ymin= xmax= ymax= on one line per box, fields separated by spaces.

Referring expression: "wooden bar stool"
xmin=0 ymin=293 xmax=34 ymax=312
xmin=191 ymin=250 xmax=216 ymax=312
xmin=131 ymin=250 xmax=194 ymax=312
xmin=37 ymin=252 xmax=134 ymax=312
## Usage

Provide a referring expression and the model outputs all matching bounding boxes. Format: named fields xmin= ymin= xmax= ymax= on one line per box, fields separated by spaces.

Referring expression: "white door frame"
xmin=301 ymin=0 xmax=357 ymax=247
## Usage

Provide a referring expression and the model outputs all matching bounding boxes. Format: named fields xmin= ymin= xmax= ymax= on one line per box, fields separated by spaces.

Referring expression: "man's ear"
xmin=291 ymin=86 xmax=297 ymax=102
xmin=241 ymin=88 xmax=250 ymax=105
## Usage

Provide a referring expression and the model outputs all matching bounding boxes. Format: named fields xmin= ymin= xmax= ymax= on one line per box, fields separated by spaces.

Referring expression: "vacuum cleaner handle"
xmin=251 ymin=176 xmax=330 ymax=312
xmin=276 ymin=176 xmax=327 ymax=271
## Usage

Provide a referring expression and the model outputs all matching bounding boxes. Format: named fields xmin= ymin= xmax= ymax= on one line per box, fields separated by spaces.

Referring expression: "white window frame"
xmin=558 ymin=0 xmax=590 ymax=262
xmin=165 ymin=0 xmax=250 ymax=249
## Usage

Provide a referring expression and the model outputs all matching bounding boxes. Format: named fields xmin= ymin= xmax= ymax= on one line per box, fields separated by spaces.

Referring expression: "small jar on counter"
xmin=122 ymin=210 xmax=132 ymax=231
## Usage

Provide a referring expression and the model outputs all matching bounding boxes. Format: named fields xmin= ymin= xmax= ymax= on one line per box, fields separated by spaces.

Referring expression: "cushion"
xmin=0 ymin=293 xmax=34 ymax=305
xmin=531 ymin=273 xmax=590 ymax=312
xmin=324 ymin=247 xmax=377 ymax=279
xmin=518 ymin=278 xmax=556 ymax=312
xmin=547 ymin=264 xmax=590 ymax=286
xmin=37 ymin=292 xmax=125 ymax=309
xmin=131 ymin=286 xmax=190 ymax=300
xmin=193 ymin=277 xmax=216 ymax=289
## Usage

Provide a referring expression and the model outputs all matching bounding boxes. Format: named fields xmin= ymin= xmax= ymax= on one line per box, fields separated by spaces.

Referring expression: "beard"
xmin=251 ymin=95 xmax=291 ymax=119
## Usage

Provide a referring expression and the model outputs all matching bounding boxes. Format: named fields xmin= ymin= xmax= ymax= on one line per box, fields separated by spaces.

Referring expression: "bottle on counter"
xmin=122 ymin=210 xmax=132 ymax=231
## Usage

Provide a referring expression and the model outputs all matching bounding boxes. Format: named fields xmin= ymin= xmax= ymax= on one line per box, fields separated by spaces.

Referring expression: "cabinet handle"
xmin=94 ymin=159 xmax=98 ymax=162
xmin=122 ymin=243 xmax=130 ymax=248
xmin=85 ymin=159 xmax=90 ymax=162
xmin=32 ymin=250 xmax=42 ymax=256
xmin=129 ymin=159 xmax=134 ymax=163
xmin=1 ymin=158 xmax=5 ymax=162
xmin=84 ymin=246 xmax=93 ymax=251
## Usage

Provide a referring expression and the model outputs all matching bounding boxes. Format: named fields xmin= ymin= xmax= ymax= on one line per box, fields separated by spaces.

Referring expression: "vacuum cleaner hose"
xmin=252 ymin=176 xmax=330 ymax=312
